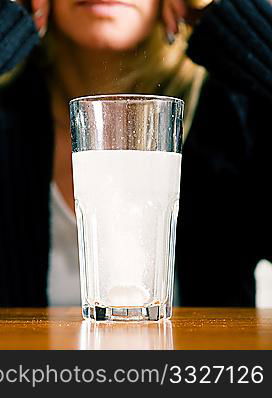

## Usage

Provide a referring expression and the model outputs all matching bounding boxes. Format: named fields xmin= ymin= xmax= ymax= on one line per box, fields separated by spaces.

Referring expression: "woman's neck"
xmin=48 ymin=33 xmax=139 ymax=125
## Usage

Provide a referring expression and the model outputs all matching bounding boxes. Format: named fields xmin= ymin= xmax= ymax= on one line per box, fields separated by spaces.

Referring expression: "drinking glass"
xmin=70 ymin=95 xmax=183 ymax=321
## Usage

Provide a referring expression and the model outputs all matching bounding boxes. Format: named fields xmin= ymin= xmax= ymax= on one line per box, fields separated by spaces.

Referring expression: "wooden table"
xmin=0 ymin=307 xmax=271 ymax=350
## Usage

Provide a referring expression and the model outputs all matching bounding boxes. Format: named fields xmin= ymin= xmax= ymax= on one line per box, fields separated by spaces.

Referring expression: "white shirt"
xmin=47 ymin=183 xmax=81 ymax=306
xmin=47 ymin=184 xmax=272 ymax=308
xmin=47 ymin=182 xmax=182 ymax=307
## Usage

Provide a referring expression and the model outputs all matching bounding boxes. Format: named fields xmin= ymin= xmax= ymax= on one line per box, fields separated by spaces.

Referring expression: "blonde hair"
xmin=0 ymin=20 xmax=206 ymax=140
xmin=119 ymin=22 xmax=207 ymax=140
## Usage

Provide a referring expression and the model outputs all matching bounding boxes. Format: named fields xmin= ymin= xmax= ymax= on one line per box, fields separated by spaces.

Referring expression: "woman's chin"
xmin=72 ymin=33 xmax=141 ymax=52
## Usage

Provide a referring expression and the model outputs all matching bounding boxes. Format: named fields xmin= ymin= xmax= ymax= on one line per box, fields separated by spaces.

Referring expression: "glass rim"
xmin=69 ymin=94 xmax=184 ymax=106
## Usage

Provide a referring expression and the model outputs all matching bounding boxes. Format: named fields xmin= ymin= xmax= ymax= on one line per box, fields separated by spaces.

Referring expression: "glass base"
xmin=82 ymin=303 xmax=172 ymax=321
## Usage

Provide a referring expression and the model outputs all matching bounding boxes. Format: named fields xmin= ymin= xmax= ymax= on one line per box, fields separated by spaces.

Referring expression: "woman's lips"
xmin=75 ymin=1 xmax=135 ymax=17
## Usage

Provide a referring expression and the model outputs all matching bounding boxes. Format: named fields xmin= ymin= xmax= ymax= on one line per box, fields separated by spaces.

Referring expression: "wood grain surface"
xmin=0 ymin=307 xmax=271 ymax=350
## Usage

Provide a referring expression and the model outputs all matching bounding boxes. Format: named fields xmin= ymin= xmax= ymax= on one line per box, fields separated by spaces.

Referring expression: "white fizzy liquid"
xmin=72 ymin=150 xmax=181 ymax=307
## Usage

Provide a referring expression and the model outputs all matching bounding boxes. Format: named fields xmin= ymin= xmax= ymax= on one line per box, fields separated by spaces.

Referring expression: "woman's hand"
xmin=32 ymin=0 xmax=50 ymax=37
xmin=17 ymin=0 xmax=49 ymax=37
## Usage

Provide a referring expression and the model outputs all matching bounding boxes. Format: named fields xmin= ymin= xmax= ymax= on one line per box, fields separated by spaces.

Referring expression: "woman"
xmin=0 ymin=0 xmax=271 ymax=307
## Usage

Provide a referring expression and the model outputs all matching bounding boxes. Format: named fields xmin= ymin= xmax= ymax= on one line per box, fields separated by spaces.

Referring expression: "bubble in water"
xmin=107 ymin=285 xmax=150 ymax=306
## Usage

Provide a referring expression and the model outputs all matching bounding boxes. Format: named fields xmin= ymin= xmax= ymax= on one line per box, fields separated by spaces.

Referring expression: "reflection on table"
xmin=79 ymin=320 xmax=173 ymax=350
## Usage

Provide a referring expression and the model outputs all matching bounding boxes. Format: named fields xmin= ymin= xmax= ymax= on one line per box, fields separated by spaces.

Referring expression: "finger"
xmin=32 ymin=0 xmax=49 ymax=37
xmin=32 ymin=0 xmax=45 ymax=13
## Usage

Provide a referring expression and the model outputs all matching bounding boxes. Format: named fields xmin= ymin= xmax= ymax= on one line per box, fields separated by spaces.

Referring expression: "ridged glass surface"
xmin=70 ymin=95 xmax=183 ymax=321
